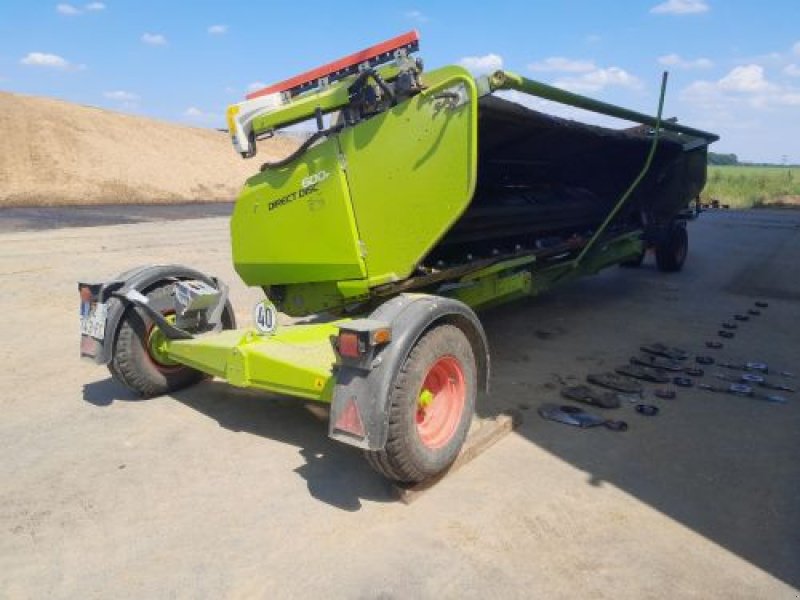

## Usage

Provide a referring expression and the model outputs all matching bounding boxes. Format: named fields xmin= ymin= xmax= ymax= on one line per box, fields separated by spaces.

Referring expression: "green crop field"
xmin=702 ymin=165 xmax=800 ymax=209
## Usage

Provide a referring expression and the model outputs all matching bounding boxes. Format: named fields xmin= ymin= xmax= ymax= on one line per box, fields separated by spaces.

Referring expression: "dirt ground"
xmin=0 ymin=208 xmax=798 ymax=599
xmin=0 ymin=92 xmax=297 ymax=206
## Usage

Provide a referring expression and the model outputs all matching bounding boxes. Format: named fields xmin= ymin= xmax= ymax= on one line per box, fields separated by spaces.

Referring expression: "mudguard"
xmin=85 ymin=264 xmax=236 ymax=365
xmin=329 ymin=294 xmax=490 ymax=450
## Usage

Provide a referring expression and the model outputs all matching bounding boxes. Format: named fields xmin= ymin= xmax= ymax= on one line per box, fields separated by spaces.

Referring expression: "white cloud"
xmin=56 ymin=3 xmax=81 ymax=15
xmin=207 ymin=24 xmax=228 ymax=35
xmin=57 ymin=2 xmax=105 ymax=15
xmin=784 ymin=64 xmax=800 ymax=77
xmin=141 ymin=33 xmax=167 ymax=46
xmin=404 ymin=9 xmax=429 ymax=23
xmin=658 ymin=53 xmax=713 ymax=69
xmin=458 ymin=53 xmax=503 ymax=74
xmin=528 ymin=57 xmax=595 ymax=73
xmin=718 ymin=65 xmax=775 ymax=93
xmin=20 ymin=52 xmax=75 ymax=69
xmin=104 ymin=90 xmax=138 ymax=101
xmin=247 ymin=81 xmax=266 ymax=92
xmin=681 ymin=64 xmax=800 ymax=111
xmin=554 ymin=66 xmax=643 ymax=93
xmin=794 ymin=41 xmax=800 ymax=56
xmin=650 ymin=0 xmax=709 ymax=15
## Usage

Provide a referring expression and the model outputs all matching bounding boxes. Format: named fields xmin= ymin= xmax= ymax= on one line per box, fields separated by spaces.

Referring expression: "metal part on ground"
xmin=615 ymin=364 xmax=670 ymax=383
xmin=561 ymin=385 xmax=621 ymax=409
xmin=538 ymin=403 xmax=627 ymax=431
xmin=630 ymin=354 xmax=684 ymax=371
xmin=587 ymin=372 xmax=643 ymax=394
xmin=640 ymin=343 xmax=688 ymax=360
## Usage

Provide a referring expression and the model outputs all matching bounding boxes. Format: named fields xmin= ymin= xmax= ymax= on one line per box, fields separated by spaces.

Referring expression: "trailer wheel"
xmin=109 ymin=282 xmax=231 ymax=398
xmin=365 ymin=324 xmax=476 ymax=483
xmin=655 ymin=223 xmax=688 ymax=272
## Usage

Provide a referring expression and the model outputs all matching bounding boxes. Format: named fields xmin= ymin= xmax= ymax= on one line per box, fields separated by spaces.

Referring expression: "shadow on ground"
xmin=475 ymin=229 xmax=800 ymax=590
xmin=83 ymin=378 xmax=394 ymax=512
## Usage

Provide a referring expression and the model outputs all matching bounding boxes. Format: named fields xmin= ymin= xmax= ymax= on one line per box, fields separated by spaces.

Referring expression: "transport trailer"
xmin=79 ymin=32 xmax=718 ymax=483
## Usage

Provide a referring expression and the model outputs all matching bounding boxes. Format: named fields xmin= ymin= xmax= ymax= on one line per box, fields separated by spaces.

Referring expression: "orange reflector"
xmin=372 ymin=327 xmax=391 ymax=345
xmin=338 ymin=331 xmax=361 ymax=358
xmin=335 ymin=396 xmax=365 ymax=438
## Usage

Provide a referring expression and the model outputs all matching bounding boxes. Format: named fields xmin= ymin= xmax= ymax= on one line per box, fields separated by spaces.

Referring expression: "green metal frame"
xmin=156 ymin=62 xmax=712 ymax=404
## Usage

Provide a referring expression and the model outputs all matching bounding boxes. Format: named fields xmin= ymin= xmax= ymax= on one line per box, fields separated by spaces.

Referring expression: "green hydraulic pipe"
xmin=570 ymin=71 xmax=669 ymax=268
xmin=489 ymin=70 xmax=719 ymax=142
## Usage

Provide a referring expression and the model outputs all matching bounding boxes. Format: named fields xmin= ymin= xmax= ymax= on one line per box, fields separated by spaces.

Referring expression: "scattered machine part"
xmin=561 ymin=385 xmax=621 ymax=409
xmin=615 ymin=364 xmax=670 ymax=383
xmin=618 ymin=393 xmax=642 ymax=404
xmin=760 ymin=381 xmax=796 ymax=393
xmin=764 ymin=395 xmax=788 ymax=404
xmin=740 ymin=373 xmax=765 ymax=384
xmin=635 ymin=404 xmax=660 ymax=416
xmin=719 ymin=361 xmax=770 ymax=373
xmin=631 ymin=354 xmax=684 ymax=371
xmin=538 ymin=403 xmax=628 ymax=431
xmin=716 ymin=372 xmax=794 ymax=392
xmin=587 ymin=373 xmax=643 ymax=394
xmin=640 ymin=343 xmax=688 ymax=360
xmin=655 ymin=388 xmax=677 ymax=399
xmin=699 ymin=382 xmax=753 ymax=396
xmin=696 ymin=355 xmax=715 ymax=365
xmin=729 ymin=383 xmax=754 ymax=396
xmin=706 ymin=341 xmax=723 ymax=349
xmin=673 ymin=376 xmax=693 ymax=387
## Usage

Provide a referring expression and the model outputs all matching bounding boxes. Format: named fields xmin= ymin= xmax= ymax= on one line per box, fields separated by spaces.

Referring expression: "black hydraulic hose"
xmin=259 ymin=69 xmax=394 ymax=172
xmin=259 ymin=123 xmax=344 ymax=172
xmin=349 ymin=68 xmax=395 ymax=105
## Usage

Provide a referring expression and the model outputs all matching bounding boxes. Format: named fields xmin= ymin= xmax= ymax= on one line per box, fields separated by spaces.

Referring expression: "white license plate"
xmin=80 ymin=302 xmax=108 ymax=340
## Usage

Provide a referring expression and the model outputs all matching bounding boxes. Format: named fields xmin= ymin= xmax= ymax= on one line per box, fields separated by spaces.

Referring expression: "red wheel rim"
xmin=416 ymin=356 xmax=466 ymax=449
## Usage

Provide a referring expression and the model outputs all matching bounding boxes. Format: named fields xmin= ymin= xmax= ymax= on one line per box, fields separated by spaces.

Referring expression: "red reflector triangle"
xmin=335 ymin=396 xmax=365 ymax=438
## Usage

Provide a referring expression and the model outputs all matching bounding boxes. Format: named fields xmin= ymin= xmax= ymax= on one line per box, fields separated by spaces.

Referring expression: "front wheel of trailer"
xmin=108 ymin=282 xmax=233 ymax=398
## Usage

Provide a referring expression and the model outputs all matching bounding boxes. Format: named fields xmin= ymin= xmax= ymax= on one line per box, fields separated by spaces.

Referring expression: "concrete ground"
xmin=0 ymin=208 xmax=798 ymax=599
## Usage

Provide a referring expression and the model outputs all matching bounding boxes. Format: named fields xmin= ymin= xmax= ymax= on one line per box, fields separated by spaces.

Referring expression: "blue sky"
xmin=1 ymin=0 xmax=798 ymax=162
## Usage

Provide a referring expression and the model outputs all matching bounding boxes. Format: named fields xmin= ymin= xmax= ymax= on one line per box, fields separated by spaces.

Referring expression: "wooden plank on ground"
xmin=393 ymin=410 xmax=522 ymax=504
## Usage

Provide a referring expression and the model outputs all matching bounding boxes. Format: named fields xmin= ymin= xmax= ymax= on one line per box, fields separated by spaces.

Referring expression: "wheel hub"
xmin=415 ymin=356 xmax=466 ymax=449
xmin=146 ymin=314 xmax=181 ymax=368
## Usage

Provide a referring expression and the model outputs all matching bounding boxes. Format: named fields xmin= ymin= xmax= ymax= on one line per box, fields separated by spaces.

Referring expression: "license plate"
xmin=80 ymin=301 xmax=108 ymax=340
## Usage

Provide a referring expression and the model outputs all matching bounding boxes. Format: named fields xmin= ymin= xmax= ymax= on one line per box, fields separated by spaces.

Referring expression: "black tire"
xmin=655 ymin=223 xmax=688 ymax=272
xmin=108 ymin=282 xmax=232 ymax=398
xmin=364 ymin=324 xmax=477 ymax=483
